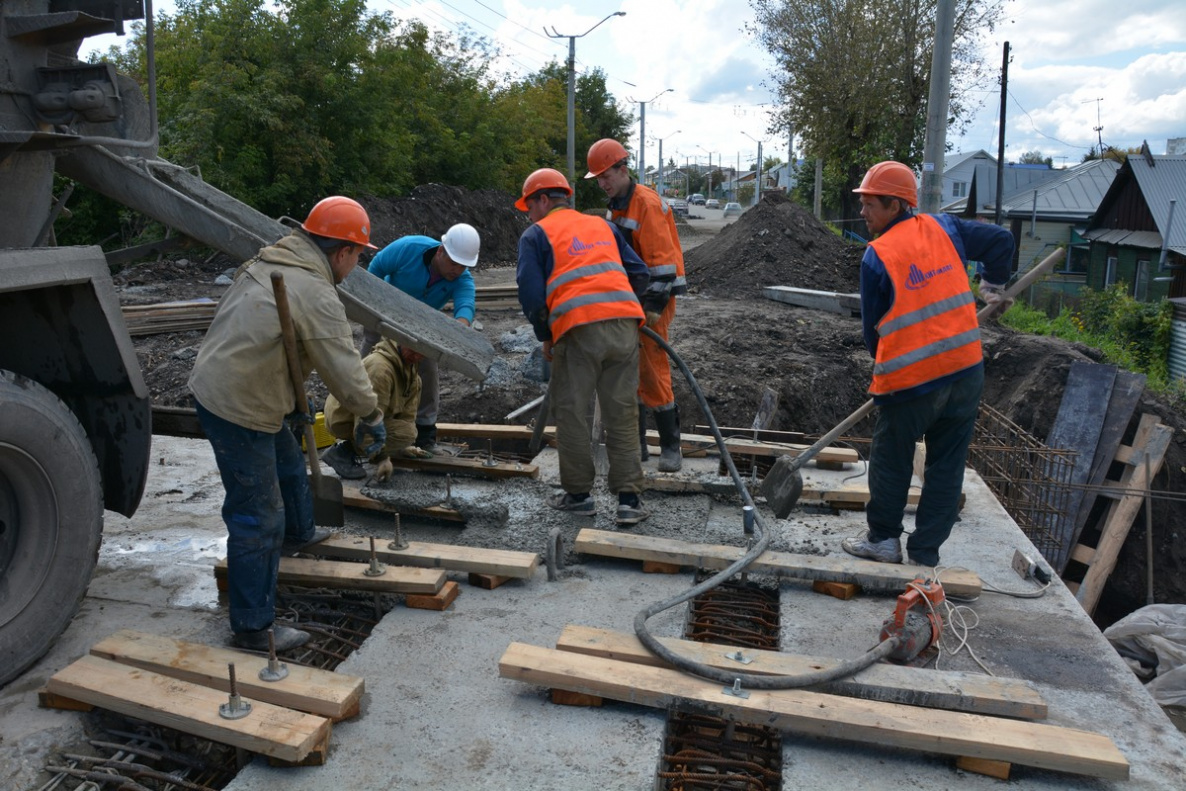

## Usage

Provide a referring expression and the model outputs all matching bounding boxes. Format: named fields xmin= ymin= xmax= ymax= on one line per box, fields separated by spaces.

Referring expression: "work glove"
xmin=645 ymin=311 xmax=662 ymax=328
xmin=284 ymin=397 xmax=316 ymax=429
xmin=370 ymin=456 xmax=394 ymax=484
xmin=355 ymin=410 xmax=386 ymax=457
xmin=399 ymin=445 xmax=434 ymax=460
xmin=979 ymin=281 xmax=1015 ymax=318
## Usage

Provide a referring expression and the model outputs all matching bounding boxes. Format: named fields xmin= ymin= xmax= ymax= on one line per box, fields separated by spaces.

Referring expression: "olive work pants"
xmin=550 ymin=318 xmax=644 ymax=496
xmin=866 ymin=367 xmax=983 ymax=567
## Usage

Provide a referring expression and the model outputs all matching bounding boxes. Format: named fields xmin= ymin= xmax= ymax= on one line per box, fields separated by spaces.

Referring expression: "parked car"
xmin=688 ymin=193 xmax=706 ymax=205
xmin=667 ymin=198 xmax=689 ymax=217
xmin=705 ymin=198 xmax=720 ymax=209
xmin=723 ymin=201 xmax=742 ymax=218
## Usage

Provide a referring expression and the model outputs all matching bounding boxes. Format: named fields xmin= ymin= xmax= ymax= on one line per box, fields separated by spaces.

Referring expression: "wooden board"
xmin=312 ymin=535 xmax=539 ymax=580
xmin=45 ymin=655 xmax=331 ymax=764
xmin=573 ymin=528 xmax=982 ymax=597
xmin=386 ymin=454 xmax=538 ymax=480
xmin=670 ymin=431 xmax=859 ymax=465
xmin=90 ymin=630 xmax=363 ymax=721
xmin=338 ymin=478 xmax=463 ymax=522
xmin=436 ymin=422 xmax=555 ymax=443
xmin=498 ymin=642 xmax=1128 ymax=780
xmin=554 ymin=625 xmax=1047 ymax=720
xmin=215 ymin=557 xmax=445 ymax=594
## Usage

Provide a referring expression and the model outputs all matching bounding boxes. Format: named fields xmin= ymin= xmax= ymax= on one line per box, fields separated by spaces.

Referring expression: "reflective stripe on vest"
xmin=538 ymin=210 xmax=644 ymax=342
xmin=868 ymin=214 xmax=981 ymax=395
xmin=609 ymin=184 xmax=686 ymax=296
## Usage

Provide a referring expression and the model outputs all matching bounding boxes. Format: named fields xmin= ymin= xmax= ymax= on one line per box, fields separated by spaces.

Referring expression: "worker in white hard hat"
xmin=364 ymin=223 xmax=480 ymax=451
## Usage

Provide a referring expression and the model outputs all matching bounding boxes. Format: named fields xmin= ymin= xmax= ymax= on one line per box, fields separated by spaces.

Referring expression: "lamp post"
xmin=546 ymin=12 xmax=626 ymax=205
xmin=697 ymin=145 xmax=714 ymax=198
xmin=633 ymin=88 xmax=671 ymax=186
xmin=742 ymin=131 xmax=764 ymax=207
xmin=655 ymin=130 xmax=680 ymax=195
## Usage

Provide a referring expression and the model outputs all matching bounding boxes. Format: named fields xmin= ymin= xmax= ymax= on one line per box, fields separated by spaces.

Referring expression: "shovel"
xmin=271 ymin=271 xmax=344 ymax=527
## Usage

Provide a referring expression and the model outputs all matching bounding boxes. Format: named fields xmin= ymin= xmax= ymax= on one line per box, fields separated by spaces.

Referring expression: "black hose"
xmin=634 ymin=325 xmax=898 ymax=688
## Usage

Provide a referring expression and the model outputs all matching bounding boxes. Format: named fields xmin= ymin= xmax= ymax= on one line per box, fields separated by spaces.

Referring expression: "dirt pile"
xmin=684 ymin=191 xmax=863 ymax=296
xmin=361 ymin=184 xmax=529 ymax=267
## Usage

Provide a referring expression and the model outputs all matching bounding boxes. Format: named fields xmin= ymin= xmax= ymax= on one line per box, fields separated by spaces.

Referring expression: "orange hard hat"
xmin=515 ymin=168 xmax=572 ymax=211
xmin=584 ymin=138 xmax=630 ymax=178
xmin=853 ymin=161 xmax=918 ymax=208
xmin=301 ymin=196 xmax=378 ymax=249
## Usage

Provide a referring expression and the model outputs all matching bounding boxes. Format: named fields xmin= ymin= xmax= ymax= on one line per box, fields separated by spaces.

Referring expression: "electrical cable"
xmin=633 ymin=326 xmax=902 ymax=689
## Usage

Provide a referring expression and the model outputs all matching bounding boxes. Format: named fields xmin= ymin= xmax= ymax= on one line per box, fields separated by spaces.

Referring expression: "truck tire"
xmin=0 ymin=370 xmax=103 ymax=688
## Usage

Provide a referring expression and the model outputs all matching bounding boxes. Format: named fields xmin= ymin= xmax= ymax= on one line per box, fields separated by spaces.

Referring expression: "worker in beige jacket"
xmin=189 ymin=196 xmax=385 ymax=653
xmin=322 ymin=338 xmax=430 ymax=480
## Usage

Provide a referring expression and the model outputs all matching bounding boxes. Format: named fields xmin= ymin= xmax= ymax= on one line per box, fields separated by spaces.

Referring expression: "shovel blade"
xmin=760 ymin=454 xmax=804 ymax=519
xmin=310 ymin=474 xmax=345 ymax=527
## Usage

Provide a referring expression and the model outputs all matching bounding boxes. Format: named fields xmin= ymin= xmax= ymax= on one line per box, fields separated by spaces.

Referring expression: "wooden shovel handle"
xmin=270 ymin=271 xmax=324 ymax=483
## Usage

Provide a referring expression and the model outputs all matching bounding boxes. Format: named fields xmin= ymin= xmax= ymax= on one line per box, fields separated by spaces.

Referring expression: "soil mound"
xmin=361 ymin=184 xmax=529 ymax=267
xmin=685 ymin=191 xmax=862 ymax=295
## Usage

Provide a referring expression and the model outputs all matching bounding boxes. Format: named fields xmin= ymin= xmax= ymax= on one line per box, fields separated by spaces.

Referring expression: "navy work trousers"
xmin=196 ymin=401 xmax=314 ymax=634
xmin=866 ymin=367 xmax=983 ymax=567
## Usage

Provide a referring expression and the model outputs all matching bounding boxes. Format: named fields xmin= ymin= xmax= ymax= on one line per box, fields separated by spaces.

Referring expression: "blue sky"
xmin=85 ymin=0 xmax=1186 ymax=172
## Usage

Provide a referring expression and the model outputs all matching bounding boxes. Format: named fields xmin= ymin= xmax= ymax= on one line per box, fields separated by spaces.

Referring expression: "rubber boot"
xmin=655 ymin=406 xmax=682 ymax=473
xmin=638 ymin=406 xmax=650 ymax=461
xmin=415 ymin=423 xmax=437 ymax=452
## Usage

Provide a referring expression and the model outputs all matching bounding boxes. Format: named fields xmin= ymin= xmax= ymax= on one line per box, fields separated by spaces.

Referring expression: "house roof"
xmin=944 ymin=149 xmax=995 ymax=172
xmin=1084 ymin=152 xmax=1186 ymax=256
xmin=997 ymin=159 xmax=1121 ymax=219
xmin=946 ymin=164 xmax=1061 ymax=214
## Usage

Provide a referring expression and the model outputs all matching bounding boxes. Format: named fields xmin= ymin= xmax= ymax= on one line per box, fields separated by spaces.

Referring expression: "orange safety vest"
xmin=608 ymin=184 xmax=686 ymax=292
xmin=867 ymin=214 xmax=981 ymax=396
xmin=537 ymin=209 xmax=644 ymax=342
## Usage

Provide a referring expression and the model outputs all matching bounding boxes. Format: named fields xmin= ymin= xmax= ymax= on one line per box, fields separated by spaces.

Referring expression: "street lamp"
xmin=546 ymin=12 xmax=626 ymax=204
xmin=655 ymin=130 xmax=680 ymax=195
xmin=696 ymin=145 xmax=715 ymax=198
xmin=742 ymin=131 xmax=764 ymax=206
xmin=633 ymin=88 xmax=672 ymax=186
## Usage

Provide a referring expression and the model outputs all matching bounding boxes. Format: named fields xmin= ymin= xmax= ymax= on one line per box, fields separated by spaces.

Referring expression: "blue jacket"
xmin=367 ymin=235 xmax=477 ymax=324
xmin=516 ymin=209 xmax=649 ymax=343
xmin=860 ymin=212 xmax=1014 ymax=404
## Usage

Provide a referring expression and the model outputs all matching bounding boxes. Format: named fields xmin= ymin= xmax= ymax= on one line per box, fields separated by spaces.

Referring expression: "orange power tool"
xmin=880 ymin=577 xmax=946 ymax=663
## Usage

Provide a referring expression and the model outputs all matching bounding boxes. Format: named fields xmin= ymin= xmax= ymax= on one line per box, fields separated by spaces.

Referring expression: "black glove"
xmin=355 ymin=410 xmax=386 ymax=456
xmin=285 ymin=398 xmax=316 ymax=429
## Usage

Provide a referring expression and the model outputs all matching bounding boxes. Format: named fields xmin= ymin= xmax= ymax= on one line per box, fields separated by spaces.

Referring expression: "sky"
xmin=84 ymin=0 xmax=1186 ymax=173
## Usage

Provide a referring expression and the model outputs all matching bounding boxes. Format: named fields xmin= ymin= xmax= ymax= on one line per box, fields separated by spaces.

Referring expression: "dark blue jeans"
xmin=196 ymin=400 xmax=314 ymax=634
xmin=866 ymin=368 xmax=983 ymax=567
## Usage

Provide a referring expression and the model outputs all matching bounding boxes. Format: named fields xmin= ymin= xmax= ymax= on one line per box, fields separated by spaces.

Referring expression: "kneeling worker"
xmin=322 ymin=339 xmax=430 ymax=480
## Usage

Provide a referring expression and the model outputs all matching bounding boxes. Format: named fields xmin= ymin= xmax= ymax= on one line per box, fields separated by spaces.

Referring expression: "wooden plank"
xmin=573 ymin=528 xmax=982 ymax=597
xmin=670 ymin=431 xmax=859 ymax=465
xmin=435 ymin=423 xmax=555 ymax=442
xmin=90 ymin=630 xmax=364 ymax=721
xmin=312 ymin=535 xmax=539 ymax=579
xmin=956 ymin=755 xmax=1011 ymax=779
xmin=555 ymin=625 xmax=1047 ymax=720
xmin=1075 ymin=420 xmax=1172 ymax=615
xmin=385 ymin=454 xmax=538 ymax=479
xmin=1046 ymin=362 xmax=1116 ymax=573
xmin=812 ymin=580 xmax=859 ymax=600
xmin=46 ymin=655 xmax=331 ymax=764
xmin=338 ymin=478 xmax=464 ymax=522
xmin=406 ymin=580 xmax=461 ymax=611
xmin=694 ymin=425 xmax=808 ymax=444
xmin=214 ymin=557 xmax=445 ymax=594
xmin=498 ymin=642 xmax=1127 ymax=780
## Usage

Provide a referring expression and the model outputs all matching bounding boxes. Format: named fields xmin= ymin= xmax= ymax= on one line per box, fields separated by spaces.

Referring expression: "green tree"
xmin=750 ymin=0 xmax=1005 ymax=219
xmin=1018 ymin=150 xmax=1053 ymax=167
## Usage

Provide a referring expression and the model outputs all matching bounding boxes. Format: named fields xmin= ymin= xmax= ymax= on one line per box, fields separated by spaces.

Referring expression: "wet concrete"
xmin=1 ymin=435 xmax=1184 ymax=790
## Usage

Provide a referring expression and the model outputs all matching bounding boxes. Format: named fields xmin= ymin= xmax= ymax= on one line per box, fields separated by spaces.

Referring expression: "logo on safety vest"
xmin=568 ymin=236 xmax=612 ymax=256
xmin=904 ymin=262 xmax=953 ymax=290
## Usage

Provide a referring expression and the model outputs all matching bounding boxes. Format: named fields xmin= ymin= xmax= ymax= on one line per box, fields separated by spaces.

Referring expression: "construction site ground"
xmin=3 ymin=190 xmax=1186 ymax=789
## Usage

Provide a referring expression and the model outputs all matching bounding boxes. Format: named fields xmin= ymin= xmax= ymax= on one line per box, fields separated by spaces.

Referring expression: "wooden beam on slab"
xmin=338 ymin=478 xmax=463 ymax=522
xmin=386 ymin=454 xmax=538 ymax=479
xmin=90 ymin=630 xmax=364 ymax=721
xmin=498 ymin=642 xmax=1127 ymax=780
xmin=554 ymin=625 xmax=1046 ymax=720
xmin=45 ymin=655 xmax=331 ymax=765
xmin=435 ymin=423 xmax=555 ymax=443
xmin=214 ymin=557 xmax=445 ymax=594
xmin=667 ymin=432 xmax=860 ymax=465
xmin=311 ymin=535 xmax=539 ymax=580
xmin=572 ymin=528 xmax=981 ymax=597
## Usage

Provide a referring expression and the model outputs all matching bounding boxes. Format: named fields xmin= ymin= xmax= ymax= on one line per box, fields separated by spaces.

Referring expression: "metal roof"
xmin=1081 ymin=228 xmax=1165 ymax=249
xmin=1129 ymin=155 xmax=1186 ymax=256
xmin=997 ymin=159 xmax=1121 ymax=219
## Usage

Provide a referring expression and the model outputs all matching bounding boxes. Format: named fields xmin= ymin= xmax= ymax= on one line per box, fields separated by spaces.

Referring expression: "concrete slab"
xmin=2 ymin=435 xmax=1183 ymax=790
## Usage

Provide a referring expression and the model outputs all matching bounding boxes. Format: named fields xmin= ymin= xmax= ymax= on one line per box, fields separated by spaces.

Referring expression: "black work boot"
xmin=415 ymin=423 xmax=437 ymax=452
xmin=654 ymin=406 xmax=682 ymax=472
xmin=231 ymin=625 xmax=310 ymax=653
xmin=638 ymin=406 xmax=650 ymax=461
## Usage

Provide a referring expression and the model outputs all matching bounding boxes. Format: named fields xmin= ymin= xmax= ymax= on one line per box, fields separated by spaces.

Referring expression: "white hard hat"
xmin=441 ymin=223 xmax=480 ymax=268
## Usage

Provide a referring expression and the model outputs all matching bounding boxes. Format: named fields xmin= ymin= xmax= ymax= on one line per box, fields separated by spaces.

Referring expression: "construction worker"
xmin=586 ymin=138 xmax=687 ymax=471
xmin=364 ymin=224 xmax=480 ymax=453
xmin=843 ymin=161 xmax=1014 ymax=568
xmin=321 ymin=339 xmax=429 ymax=481
xmin=189 ymin=196 xmax=387 ymax=652
xmin=514 ymin=168 xmax=652 ymax=526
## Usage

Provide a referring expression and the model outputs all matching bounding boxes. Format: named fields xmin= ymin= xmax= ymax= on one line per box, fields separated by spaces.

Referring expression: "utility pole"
xmin=920 ymin=0 xmax=955 ymax=214
xmin=656 ymin=131 xmax=679 ymax=196
xmin=743 ymin=131 xmax=764 ymax=206
xmin=697 ymin=145 xmax=713 ymax=198
xmin=633 ymin=88 xmax=671 ymax=186
xmin=995 ymin=41 xmax=1010 ymax=226
xmin=1082 ymin=97 xmax=1105 ymax=152
xmin=546 ymin=12 xmax=625 ymax=207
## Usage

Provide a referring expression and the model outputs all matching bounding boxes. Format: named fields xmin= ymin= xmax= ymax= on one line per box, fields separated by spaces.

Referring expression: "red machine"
xmin=880 ymin=577 xmax=946 ymax=663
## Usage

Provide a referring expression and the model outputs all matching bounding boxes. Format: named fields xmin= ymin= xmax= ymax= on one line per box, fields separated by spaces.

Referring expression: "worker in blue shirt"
xmin=364 ymin=224 xmax=481 ymax=452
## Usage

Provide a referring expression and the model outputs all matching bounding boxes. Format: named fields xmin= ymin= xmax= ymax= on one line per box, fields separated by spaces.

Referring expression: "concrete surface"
xmin=2 ymin=433 xmax=1185 ymax=790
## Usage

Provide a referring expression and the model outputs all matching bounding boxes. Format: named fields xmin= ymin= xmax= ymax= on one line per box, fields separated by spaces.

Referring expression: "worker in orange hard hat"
xmin=842 ymin=161 xmax=1015 ymax=569
xmin=189 ymin=196 xmax=385 ymax=653
xmin=514 ymin=167 xmax=654 ymax=526
xmin=586 ymin=137 xmax=687 ymax=473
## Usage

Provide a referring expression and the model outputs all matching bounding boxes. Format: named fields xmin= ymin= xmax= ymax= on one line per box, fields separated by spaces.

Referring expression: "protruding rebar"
xmin=258 ymin=628 xmax=289 ymax=682
xmin=363 ymin=536 xmax=386 ymax=576
xmin=388 ymin=512 xmax=409 ymax=551
xmin=219 ymin=662 xmax=252 ymax=718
